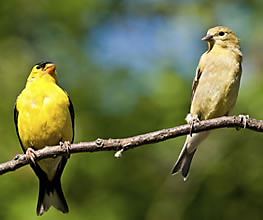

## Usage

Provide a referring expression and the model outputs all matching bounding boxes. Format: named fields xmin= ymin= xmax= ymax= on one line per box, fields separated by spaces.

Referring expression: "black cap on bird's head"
xmin=35 ymin=61 xmax=52 ymax=70
xmin=34 ymin=61 xmax=57 ymax=75
xmin=28 ymin=61 xmax=58 ymax=84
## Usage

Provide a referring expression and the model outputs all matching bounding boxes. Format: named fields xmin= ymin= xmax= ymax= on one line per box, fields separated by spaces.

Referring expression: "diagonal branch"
xmin=1 ymin=116 xmax=262 ymax=176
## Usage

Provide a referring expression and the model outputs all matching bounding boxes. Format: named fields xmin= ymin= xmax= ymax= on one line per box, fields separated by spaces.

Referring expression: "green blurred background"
xmin=1 ymin=0 xmax=263 ymax=219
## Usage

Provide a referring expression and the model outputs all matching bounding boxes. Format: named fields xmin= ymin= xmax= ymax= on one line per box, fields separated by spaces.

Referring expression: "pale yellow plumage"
xmin=172 ymin=26 xmax=242 ymax=179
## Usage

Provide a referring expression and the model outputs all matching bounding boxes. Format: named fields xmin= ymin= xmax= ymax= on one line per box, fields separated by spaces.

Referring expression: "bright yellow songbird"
xmin=172 ymin=26 xmax=242 ymax=180
xmin=14 ymin=62 xmax=74 ymax=215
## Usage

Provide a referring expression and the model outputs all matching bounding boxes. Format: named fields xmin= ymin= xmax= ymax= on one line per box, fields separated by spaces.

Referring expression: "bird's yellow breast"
xmin=16 ymin=79 xmax=73 ymax=150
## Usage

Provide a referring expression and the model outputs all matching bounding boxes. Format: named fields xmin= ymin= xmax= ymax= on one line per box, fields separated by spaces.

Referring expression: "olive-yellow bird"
xmin=172 ymin=26 xmax=242 ymax=180
xmin=14 ymin=62 xmax=74 ymax=215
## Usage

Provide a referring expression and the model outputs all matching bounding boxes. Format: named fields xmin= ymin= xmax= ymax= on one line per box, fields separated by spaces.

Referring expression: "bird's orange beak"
xmin=202 ymin=34 xmax=213 ymax=41
xmin=44 ymin=63 xmax=56 ymax=74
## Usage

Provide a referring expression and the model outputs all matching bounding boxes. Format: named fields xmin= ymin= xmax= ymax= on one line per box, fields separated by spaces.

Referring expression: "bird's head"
xmin=27 ymin=61 xmax=58 ymax=84
xmin=202 ymin=26 xmax=240 ymax=51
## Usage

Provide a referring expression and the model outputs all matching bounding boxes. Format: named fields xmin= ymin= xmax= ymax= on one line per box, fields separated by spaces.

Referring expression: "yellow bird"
xmin=172 ymin=26 xmax=242 ymax=180
xmin=14 ymin=62 xmax=74 ymax=215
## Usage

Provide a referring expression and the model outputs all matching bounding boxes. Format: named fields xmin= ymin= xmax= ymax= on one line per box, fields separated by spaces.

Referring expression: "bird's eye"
xmin=36 ymin=65 xmax=41 ymax=69
xmin=219 ymin=31 xmax=225 ymax=36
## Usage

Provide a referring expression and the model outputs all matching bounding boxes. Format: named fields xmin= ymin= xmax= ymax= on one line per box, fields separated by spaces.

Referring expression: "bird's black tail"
xmin=30 ymin=157 xmax=69 ymax=216
xmin=37 ymin=178 xmax=68 ymax=216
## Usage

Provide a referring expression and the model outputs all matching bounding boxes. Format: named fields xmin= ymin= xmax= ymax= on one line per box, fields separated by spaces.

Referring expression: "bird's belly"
xmin=18 ymin=105 xmax=71 ymax=181
xmin=191 ymin=75 xmax=240 ymax=120
xmin=18 ymin=103 xmax=71 ymax=150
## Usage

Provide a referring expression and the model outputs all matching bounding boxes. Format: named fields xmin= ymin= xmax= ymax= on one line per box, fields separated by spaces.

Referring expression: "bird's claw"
xmin=59 ymin=141 xmax=71 ymax=159
xmin=26 ymin=148 xmax=37 ymax=165
xmin=186 ymin=114 xmax=200 ymax=136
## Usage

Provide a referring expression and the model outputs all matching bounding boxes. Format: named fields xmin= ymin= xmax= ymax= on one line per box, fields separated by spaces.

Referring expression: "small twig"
xmin=0 ymin=116 xmax=262 ymax=175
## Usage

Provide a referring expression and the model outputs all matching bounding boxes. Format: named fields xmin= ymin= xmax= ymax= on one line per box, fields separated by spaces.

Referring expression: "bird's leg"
xmin=186 ymin=114 xmax=200 ymax=137
xmin=59 ymin=141 xmax=71 ymax=159
xmin=26 ymin=147 xmax=37 ymax=165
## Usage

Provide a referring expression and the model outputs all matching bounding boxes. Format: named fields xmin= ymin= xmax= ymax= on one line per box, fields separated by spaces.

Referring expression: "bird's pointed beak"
xmin=202 ymin=34 xmax=213 ymax=41
xmin=44 ymin=63 xmax=56 ymax=74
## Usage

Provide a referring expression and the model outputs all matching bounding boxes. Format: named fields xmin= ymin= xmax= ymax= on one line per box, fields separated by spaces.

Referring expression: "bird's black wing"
xmin=191 ymin=66 xmax=202 ymax=102
xmin=14 ymin=100 xmax=26 ymax=153
xmin=67 ymin=94 xmax=75 ymax=143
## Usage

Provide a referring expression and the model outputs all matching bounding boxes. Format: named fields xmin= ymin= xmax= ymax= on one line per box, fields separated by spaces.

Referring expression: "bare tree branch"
xmin=1 ymin=115 xmax=262 ymax=176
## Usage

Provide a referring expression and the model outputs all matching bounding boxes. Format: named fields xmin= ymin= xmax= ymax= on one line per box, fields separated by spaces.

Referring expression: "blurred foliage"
xmin=0 ymin=0 xmax=263 ymax=219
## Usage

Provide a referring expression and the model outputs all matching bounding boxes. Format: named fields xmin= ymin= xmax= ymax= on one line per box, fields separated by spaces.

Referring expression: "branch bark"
xmin=1 ymin=115 xmax=262 ymax=175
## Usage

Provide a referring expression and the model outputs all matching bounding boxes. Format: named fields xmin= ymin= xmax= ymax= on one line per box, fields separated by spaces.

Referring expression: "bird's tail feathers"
xmin=37 ymin=179 xmax=68 ymax=216
xmin=172 ymin=132 xmax=209 ymax=180
xmin=172 ymin=143 xmax=196 ymax=181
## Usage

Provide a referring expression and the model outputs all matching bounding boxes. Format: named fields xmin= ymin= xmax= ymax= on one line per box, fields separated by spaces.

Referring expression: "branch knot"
xmin=95 ymin=138 xmax=104 ymax=147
